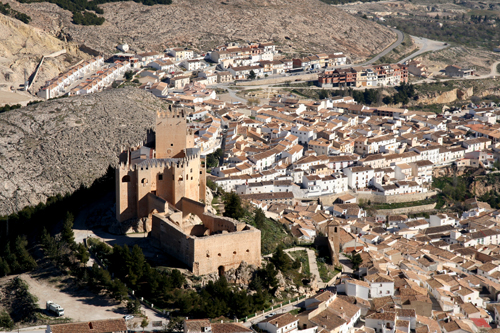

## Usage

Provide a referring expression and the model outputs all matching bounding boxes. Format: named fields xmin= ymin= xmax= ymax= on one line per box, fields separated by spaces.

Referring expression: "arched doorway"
xmin=218 ymin=265 xmax=225 ymax=277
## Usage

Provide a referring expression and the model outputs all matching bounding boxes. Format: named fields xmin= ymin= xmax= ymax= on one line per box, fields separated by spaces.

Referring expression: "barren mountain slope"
xmin=7 ymin=0 xmax=396 ymax=60
xmin=0 ymin=88 xmax=163 ymax=216
xmin=0 ymin=13 xmax=89 ymax=94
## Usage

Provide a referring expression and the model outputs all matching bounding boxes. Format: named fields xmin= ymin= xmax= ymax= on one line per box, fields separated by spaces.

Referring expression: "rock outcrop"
xmin=415 ymin=87 xmax=474 ymax=105
xmin=0 ymin=13 xmax=89 ymax=95
xmin=6 ymin=0 xmax=396 ymax=61
xmin=0 ymin=87 xmax=167 ymax=216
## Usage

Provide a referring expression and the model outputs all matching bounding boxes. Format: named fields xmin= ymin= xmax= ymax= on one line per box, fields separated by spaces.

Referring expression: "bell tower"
xmin=328 ymin=220 xmax=341 ymax=266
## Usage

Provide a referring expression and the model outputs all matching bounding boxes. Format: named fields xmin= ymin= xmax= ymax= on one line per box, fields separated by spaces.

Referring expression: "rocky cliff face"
xmin=414 ymin=87 xmax=474 ymax=105
xmin=6 ymin=0 xmax=396 ymax=60
xmin=0 ymin=13 xmax=89 ymax=94
xmin=0 ymin=88 xmax=166 ymax=216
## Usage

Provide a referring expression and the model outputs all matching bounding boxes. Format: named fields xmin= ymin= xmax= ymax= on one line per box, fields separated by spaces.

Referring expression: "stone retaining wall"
xmin=374 ymin=203 xmax=437 ymax=217
xmin=235 ymin=73 xmax=318 ymax=86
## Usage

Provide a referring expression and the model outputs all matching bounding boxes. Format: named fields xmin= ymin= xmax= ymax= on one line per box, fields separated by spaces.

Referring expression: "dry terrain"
xmin=0 ymin=13 xmax=90 ymax=99
xmin=3 ymin=0 xmax=396 ymax=60
xmin=0 ymin=88 xmax=163 ymax=216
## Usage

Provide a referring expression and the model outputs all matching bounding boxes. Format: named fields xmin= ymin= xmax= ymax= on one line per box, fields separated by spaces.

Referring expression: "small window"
xmin=233 ymin=251 xmax=237 ymax=255
xmin=171 ymin=143 xmax=173 ymax=146
xmin=246 ymin=249 xmax=250 ymax=253
xmin=218 ymin=253 xmax=221 ymax=257
xmin=158 ymin=174 xmax=163 ymax=181
xmin=122 ymin=175 xmax=131 ymax=182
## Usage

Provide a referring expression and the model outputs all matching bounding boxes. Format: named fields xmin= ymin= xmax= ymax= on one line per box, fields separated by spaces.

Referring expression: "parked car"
xmin=124 ymin=315 xmax=134 ymax=321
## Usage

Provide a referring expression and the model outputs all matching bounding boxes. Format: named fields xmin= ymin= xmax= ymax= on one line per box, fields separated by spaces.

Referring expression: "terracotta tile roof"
xmin=212 ymin=323 xmax=252 ymax=333
xmin=49 ymin=319 xmax=127 ymax=333
xmin=260 ymin=313 xmax=297 ymax=327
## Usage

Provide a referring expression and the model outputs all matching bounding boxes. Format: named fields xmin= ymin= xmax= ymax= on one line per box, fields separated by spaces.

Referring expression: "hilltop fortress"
xmin=116 ymin=107 xmax=261 ymax=276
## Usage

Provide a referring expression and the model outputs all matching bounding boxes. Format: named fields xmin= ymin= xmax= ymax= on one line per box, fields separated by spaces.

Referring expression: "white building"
xmin=343 ymin=166 xmax=375 ymax=190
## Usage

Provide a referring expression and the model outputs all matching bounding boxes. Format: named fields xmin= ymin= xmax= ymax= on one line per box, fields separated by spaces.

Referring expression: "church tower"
xmin=327 ymin=220 xmax=341 ymax=266
xmin=156 ymin=107 xmax=194 ymax=159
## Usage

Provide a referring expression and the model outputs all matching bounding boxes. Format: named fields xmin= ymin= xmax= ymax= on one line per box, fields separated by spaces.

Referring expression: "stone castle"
xmin=116 ymin=107 xmax=261 ymax=276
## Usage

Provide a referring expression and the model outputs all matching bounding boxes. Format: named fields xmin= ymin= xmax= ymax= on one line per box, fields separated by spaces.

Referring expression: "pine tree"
xmin=223 ymin=192 xmax=244 ymax=220
xmin=271 ymin=245 xmax=292 ymax=272
xmin=254 ymin=208 xmax=266 ymax=229
xmin=75 ymin=243 xmax=90 ymax=265
xmin=61 ymin=211 xmax=75 ymax=247
xmin=14 ymin=236 xmax=37 ymax=272
xmin=4 ymin=242 xmax=20 ymax=273
xmin=0 ymin=258 xmax=10 ymax=277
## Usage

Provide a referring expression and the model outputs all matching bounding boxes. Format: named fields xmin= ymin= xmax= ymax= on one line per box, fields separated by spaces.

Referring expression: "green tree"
xmin=254 ymin=208 xmax=266 ymax=229
xmin=75 ymin=243 xmax=90 ymax=265
xmin=0 ymin=258 xmax=10 ymax=277
xmin=3 ymin=242 xmax=20 ymax=273
xmin=0 ymin=311 xmax=14 ymax=330
xmin=141 ymin=318 xmax=149 ymax=331
xmin=350 ymin=251 xmax=363 ymax=270
xmin=14 ymin=236 xmax=37 ymax=272
xmin=126 ymin=298 xmax=141 ymax=314
xmin=124 ymin=70 xmax=135 ymax=81
xmin=223 ymin=192 xmax=244 ymax=220
xmin=248 ymin=70 xmax=256 ymax=80
xmin=61 ymin=211 xmax=75 ymax=247
xmin=270 ymin=245 xmax=292 ymax=272
xmin=109 ymin=279 xmax=128 ymax=301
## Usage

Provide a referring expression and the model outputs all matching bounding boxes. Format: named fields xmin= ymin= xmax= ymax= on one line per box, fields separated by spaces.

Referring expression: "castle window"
xmin=246 ymin=249 xmax=249 ymax=253
xmin=218 ymin=253 xmax=221 ymax=257
xmin=334 ymin=227 xmax=338 ymax=233
xmin=141 ymin=178 xmax=148 ymax=185
xmin=233 ymin=251 xmax=237 ymax=255
xmin=171 ymin=143 xmax=173 ymax=146
xmin=178 ymin=176 xmax=183 ymax=181
xmin=200 ymin=171 xmax=202 ymax=175
xmin=191 ymin=177 xmax=193 ymax=180
xmin=158 ymin=174 xmax=163 ymax=181
xmin=122 ymin=175 xmax=131 ymax=182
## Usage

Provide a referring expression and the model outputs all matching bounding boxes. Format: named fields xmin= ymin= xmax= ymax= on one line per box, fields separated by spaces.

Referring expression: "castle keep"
xmin=116 ymin=107 xmax=261 ymax=276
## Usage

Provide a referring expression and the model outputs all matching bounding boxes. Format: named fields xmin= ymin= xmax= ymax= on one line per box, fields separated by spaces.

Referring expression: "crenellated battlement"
xmin=156 ymin=108 xmax=186 ymax=119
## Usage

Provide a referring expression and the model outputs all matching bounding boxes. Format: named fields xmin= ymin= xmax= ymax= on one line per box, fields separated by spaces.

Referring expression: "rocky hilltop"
xmin=6 ymin=0 xmax=396 ymax=60
xmin=0 ymin=13 xmax=89 ymax=94
xmin=0 ymin=88 xmax=164 ymax=216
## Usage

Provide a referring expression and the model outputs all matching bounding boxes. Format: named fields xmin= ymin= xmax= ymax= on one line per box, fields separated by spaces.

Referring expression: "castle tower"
xmin=156 ymin=108 xmax=194 ymax=159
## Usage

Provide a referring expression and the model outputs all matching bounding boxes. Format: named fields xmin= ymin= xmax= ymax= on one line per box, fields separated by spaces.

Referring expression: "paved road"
xmin=339 ymin=253 xmax=354 ymax=274
xmin=360 ymin=27 xmax=404 ymax=66
xmin=413 ymin=60 xmax=500 ymax=84
xmin=243 ymin=299 xmax=303 ymax=328
xmin=398 ymin=36 xmax=449 ymax=64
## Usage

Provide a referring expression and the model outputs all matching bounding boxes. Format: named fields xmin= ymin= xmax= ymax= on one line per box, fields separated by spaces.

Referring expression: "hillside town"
xmin=13 ymin=42 xmax=500 ymax=333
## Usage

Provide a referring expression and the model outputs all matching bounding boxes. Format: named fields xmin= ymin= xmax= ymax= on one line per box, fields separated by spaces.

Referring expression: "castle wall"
xmin=179 ymin=197 xmax=206 ymax=220
xmin=192 ymin=227 xmax=261 ymax=276
xmin=201 ymin=213 xmax=239 ymax=233
xmin=151 ymin=212 xmax=261 ymax=276
xmin=151 ymin=214 xmax=196 ymax=270
xmin=199 ymin=157 xmax=207 ymax=203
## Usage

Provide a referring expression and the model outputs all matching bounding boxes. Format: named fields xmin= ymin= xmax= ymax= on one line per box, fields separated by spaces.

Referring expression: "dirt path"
xmin=19 ymin=273 xmax=125 ymax=323
xmin=284 ymin=247 xmax=324 ymax=288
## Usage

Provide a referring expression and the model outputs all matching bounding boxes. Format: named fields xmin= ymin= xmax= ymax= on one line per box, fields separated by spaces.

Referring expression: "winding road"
xmin=398 ymin=36 xmax=449 ymax=64
xmin=360 ymin=27 xmax=404 ymax=66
